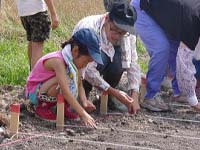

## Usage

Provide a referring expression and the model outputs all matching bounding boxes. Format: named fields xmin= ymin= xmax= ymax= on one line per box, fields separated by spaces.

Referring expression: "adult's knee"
xmin=104 ymin=72 xmax=123 ymax=88
xmin=82 ymin=80 xmax=92 ymax=97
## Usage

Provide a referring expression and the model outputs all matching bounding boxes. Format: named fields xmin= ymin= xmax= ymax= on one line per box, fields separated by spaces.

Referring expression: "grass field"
xmin=0 ymin=0 xmax=147 ymax=86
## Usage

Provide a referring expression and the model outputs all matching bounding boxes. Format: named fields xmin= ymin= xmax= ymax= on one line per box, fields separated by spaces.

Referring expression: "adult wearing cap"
xmin=73 ymin=2 xmax=140 ymax=114
xmin=131 ymin=0 xmax=200 ymax=111
xmin=25 ymin=28 xmax=102 ymax=127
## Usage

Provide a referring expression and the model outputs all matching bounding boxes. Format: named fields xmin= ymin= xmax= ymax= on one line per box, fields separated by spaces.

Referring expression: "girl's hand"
xmin=81 ymin=113 xmax=97 ymax=129
xmin=82 ymin=100 xmax=96 ymax=113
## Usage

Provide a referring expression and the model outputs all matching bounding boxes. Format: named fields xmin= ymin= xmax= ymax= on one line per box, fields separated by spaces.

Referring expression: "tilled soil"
xmin=1 ymin=84 xmax=200 ymax=150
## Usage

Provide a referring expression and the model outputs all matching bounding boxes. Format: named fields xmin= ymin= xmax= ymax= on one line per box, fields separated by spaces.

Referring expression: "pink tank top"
xmin=25 ymin=50 xmax=64 ymax=95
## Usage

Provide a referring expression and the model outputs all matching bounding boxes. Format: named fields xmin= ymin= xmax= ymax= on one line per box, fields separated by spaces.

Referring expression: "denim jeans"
xmin=131 ymin=0 xmax=180 ymax=99
xmin=83 ymin=46 xmax=125 ymax=96
xmin=193 ymin=59 xmax=200 ymax=78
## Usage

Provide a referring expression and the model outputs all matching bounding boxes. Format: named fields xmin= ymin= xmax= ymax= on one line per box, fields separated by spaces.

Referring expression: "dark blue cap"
xmin=109 ymin=2 xmax=137 ymax=34
xmin=73 ymin=28 xmax=103 ymax=65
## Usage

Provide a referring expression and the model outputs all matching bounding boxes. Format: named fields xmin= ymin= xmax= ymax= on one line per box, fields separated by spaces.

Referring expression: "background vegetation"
xmin=0 ymin=0 xmax=147 ymax=86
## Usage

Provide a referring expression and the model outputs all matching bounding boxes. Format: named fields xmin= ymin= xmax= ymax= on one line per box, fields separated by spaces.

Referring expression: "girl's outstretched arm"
xmin=46 ymin=58 xmax=96 ymax=128
xmin=78 ymin=75 xmax=96 ymax=112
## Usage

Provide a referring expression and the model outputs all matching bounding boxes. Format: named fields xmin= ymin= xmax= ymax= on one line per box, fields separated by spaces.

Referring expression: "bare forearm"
xmin=130 ymin=90 xmax=139 ymax=100
xmin=44 ymin=0 xmax=57 ymax=16
xmin=63 ymin=91 xmax=88 ymax=117
xmin=52 ymin=59 xmax=87 ymax=118
xmin=78 ymin=81 xmax=88 ymax=102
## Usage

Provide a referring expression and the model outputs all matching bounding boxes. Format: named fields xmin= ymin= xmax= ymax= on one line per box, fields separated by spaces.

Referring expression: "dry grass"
xmin=0 ymin=0 xmax=20 ymax=38
xmin=0 ymin=0 xmax=105 ymax=38
xmin=0 ymin=0 xmax=147 ymax=85
xmin=0 ymin=0 xmax=106 ymax=85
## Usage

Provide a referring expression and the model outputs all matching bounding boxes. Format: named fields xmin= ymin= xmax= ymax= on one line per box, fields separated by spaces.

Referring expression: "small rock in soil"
xmin=110 ymin=127 xmax=115 ymax=132
xmin=121 ymin=120 xmax=126 ymax=125
xmin=68 ymin=139 xmax=74 ymax=143
xmin=59 ymin=132 xmax=66 ymax=136
xmin=97 ymin=135 xmax=106 ymax=142
xmin=66 ymin=129 xmax=76 ymax=136
xmin=80 ymin=132 xmax=85 ymax=136
xmin=106 ymin=148 xmax=114 ymax=150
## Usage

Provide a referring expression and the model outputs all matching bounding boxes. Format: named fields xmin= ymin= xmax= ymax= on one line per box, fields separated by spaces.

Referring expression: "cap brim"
xmin=88 ymin=49 xmax=104 ymax=65
xmin=113 ymin=20 xmax=135 ymax=35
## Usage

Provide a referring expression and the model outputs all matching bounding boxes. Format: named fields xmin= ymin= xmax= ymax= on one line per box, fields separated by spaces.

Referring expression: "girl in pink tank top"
xmin=25 ymin=29 xmax=103 ymax=128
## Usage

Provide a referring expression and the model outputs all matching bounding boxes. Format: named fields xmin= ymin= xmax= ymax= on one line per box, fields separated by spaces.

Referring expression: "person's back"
xmin=140 ymin=0 xmax=200 ymax=50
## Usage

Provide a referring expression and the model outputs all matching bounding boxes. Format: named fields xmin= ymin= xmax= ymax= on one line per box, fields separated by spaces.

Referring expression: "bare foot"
xmin=82 ymin=100 xmax=96 ymax=113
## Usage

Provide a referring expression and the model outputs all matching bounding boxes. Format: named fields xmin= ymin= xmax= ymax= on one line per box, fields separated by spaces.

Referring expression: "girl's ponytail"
xmin=61 ymin=38 xmax=74 ymax=49
xmin=61 ymin=37 xmax=89 ymax=56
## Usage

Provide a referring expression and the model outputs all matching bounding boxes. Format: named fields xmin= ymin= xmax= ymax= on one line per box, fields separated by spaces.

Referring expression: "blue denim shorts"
xmin=27 ymin=84 xmax=40 ymax=105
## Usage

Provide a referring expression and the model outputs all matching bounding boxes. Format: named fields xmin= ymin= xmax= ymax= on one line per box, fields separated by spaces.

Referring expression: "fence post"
xmin=56 ymin=94 xmax=65 ymax=130
xmin=100 ymin=94 xmax=108 ymax=115
xmin=10 ymin=103 xmax=20 ymax=139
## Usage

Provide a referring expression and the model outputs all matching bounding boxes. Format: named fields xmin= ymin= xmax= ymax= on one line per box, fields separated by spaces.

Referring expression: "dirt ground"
xmin=1 ymin=82 xmax=200 ymax=150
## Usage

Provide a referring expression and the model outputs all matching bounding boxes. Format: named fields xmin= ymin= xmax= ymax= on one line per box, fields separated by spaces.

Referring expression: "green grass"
xmin=0 ymin=38 xmax=28 ymax=85
xmin=0 ymin=31 xmax=64 ymax=85
xmin=136 ymin=38 xmax=149 ymax=73
xmin=0 ymin=34 xmax=148 ymax=86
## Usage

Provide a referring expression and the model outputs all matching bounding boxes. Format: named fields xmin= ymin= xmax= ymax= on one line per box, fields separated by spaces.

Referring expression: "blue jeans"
xmin=131 ymin=0 xmax=180 ymax=99
xmin=193 ymin=59 xmax=200 ymax=78
xmin=83 ymin=46 xmax=124 ymax=96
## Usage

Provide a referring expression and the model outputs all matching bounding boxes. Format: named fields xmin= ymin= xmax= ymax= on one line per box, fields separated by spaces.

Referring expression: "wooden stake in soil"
xmin=139 ymin=76 xmax=146 ymax=104
xmin=100 ymin=94 xmax=108 ymax=114
xmin=56 ymin=94 xmax=65 ymax=130
xmin=10 ymin=103 xmax=20 ymax=138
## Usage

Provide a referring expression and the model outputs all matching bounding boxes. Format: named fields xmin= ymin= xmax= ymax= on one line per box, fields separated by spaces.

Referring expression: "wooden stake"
xmin=100 ymin=94 xmax=108 ymax=115
xmin=56 ymin=94 xmax=65 ymax=130
xmin=139 ymin=77 xmax=146 ymax=104
xmin=10 ymin=103 xmax=20 ymax=138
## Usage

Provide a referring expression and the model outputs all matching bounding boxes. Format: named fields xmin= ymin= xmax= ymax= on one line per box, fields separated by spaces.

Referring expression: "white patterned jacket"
xmin=73 ymin=14 xmax=141 ymax=92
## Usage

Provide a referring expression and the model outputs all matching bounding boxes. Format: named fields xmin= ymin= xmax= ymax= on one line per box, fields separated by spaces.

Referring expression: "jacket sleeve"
xmin=84 ymin=62 xmax=110 ymax=91
xmin=122 ymin=34 xmax=141 ymax=92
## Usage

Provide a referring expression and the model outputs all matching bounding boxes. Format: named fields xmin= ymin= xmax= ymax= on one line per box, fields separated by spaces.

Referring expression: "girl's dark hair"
xmin=61 ymin=37 xmax=89 ymax=56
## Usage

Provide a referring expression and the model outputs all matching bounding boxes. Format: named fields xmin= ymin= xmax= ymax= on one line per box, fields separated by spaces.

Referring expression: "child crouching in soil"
xmin=25 ymin=28 xmax=103 ymax=128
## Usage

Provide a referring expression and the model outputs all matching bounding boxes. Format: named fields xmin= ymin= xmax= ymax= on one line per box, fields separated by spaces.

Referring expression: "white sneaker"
xmin=141 ymin=94 xmax=170 ymax=112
